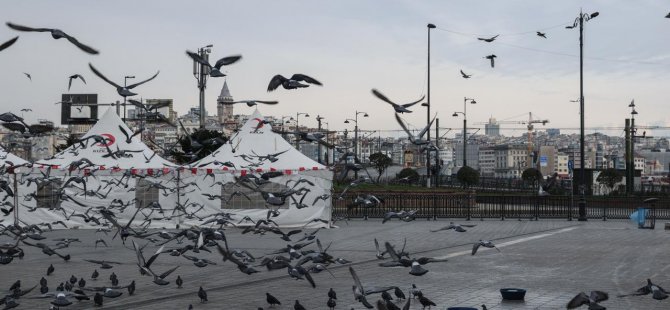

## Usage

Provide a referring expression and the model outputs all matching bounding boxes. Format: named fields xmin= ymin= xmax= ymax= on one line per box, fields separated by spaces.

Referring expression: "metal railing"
xmin=333 ymin=192 xmax=670 ymax=221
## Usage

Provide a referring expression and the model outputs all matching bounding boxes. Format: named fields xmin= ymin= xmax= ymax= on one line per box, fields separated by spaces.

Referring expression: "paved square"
xmin=1 ymin=219 xmax=669 ymax=309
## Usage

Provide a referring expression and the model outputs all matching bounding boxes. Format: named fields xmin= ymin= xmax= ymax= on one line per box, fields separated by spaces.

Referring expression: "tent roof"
xmin=195 ymin=110 xmax=326 ymax=171
xmin=37 ymin=108 xmax=175 ymax=169
xmin=0 ymin=147 xmax=29 ymax=166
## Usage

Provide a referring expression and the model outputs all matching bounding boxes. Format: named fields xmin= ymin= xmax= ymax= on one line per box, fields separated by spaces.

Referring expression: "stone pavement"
xmin=1 ymin=218 xmax=669 ymax=309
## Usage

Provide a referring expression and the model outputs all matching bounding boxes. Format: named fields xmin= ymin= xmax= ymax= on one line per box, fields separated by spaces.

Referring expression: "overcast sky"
xmin=1 ymin=0 xmax=668 ymax=138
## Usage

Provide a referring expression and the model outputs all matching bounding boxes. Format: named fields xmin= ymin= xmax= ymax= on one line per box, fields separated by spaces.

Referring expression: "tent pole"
xmin=13 ymin=171 xmax=19 ymax=225
xmin=176 ymin=169 xmax=181 ymax=226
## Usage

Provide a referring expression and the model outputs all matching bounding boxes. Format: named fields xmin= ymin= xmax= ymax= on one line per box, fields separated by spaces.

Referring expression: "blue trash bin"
xmin=630 ymin=208 xmax=648 ymax=228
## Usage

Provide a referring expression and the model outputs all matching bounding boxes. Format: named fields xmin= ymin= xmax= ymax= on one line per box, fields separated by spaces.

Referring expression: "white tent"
xmin=15 ymin=108 xmax=178 ymax=228
xmin=189 ymin=109 xmax=334 ymax=228
xmin=37 ymin=108 xmax=174 ymax=170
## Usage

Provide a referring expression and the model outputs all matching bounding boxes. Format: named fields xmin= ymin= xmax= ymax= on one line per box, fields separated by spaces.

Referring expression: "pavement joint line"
xmin=101 ymin=223 xmax=581 ymax=309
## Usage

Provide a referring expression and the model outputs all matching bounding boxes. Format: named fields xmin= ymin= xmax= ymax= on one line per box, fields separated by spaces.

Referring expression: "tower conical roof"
xmin=218 ymin=80 xmax=233 ymax=102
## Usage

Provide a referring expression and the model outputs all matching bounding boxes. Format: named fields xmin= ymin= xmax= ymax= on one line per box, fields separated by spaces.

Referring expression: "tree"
xmin=396 ymin=168 xmax=419 ymax=184
xmin=597 ymin=168 xmax=623 ymax=192
xmin=456 ymin=166 xmax=479 ymax=188
xmin=522 ymin=168 xmax=543 ymax=190
xmin=175 ymin=129 xmax=228 ymax=164
xmin=369 ymin=152 xmax=392 ymax=183
xmin=53 ymin=134 xmax=79 ymax=153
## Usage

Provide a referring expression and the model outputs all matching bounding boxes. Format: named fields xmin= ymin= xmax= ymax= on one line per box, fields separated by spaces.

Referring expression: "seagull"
xmin=460 ymin=70 xmax=472 ymax=78
xmin=430 ymin=222 xmax=476 ymax=233
xmin=484 ymin=54 xmax=497 ymax=68
xmin=267 ymin=74 xmax=322 ymax=91
xmin=371 ymin=89 xmax=424 ymax=113
xmin=224 ymin=100 xmax=279 ymax=107
xmin=20 ymin=109 xmax=32 ymax=112
xmin=89 ymin=63 xmax=159 ymax=97
xmin=472 ymin=240 xmax=500 ymax=255
xmin=118 ymin=125 xmax=144 ymax=143
xmin=68 ymin=74 xmax=86 ymax=90
xmin=6 ymin=22 xmax=98 ymax=54
xmin=536 ymin=31 xmax=547 ymax=38
xmin=23 ymin=72 xmax=31 ymax=81
xmin=665 ymin=12 xmax=670 ymax=18
xmin=477 ymin=34 xmax=499 ymax=42
xmin=0 ymin=36 xmax=18 ymax=52
xmin=185 ymin=51 xmax=241 ymax=77
xmin=567 ymin=291 xmax=608 ymax=309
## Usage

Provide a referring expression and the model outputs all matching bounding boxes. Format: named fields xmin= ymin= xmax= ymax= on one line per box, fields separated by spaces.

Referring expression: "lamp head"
xmin=344 ymin=120 xmax=350 ymax=124
xmin=421 ymin=102 xmax=429 ymax=107
xmin=590 ymin=12 xmax=599 ymax=18
xmin=470 ymin=100 xmax=477 ymax=104
xmin=452 ymin=112 xmax=458 ymax=117
xmin=363 ymin=113 xmax=369 ymax=117
xmin=427 ymin=23 xmax=436 ymax=29
xmin=305 ymin=113 xmax=310 ymax=117
xmin=631 ymin=109 xmax=638 ymax=115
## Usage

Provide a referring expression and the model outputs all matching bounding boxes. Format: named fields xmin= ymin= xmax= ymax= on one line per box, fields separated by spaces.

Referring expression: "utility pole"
xmin=193 ymin=44 xmax=213 ymax=129
xmin=567 ymin=10 xmax=599 ymax=221
xmin=317 ymin=115 xmax=324 ymax=164
xmin=435 ymin=118 xmax=440 ymax=187
xmin=426 ymin=23 xmax=436 ymax=188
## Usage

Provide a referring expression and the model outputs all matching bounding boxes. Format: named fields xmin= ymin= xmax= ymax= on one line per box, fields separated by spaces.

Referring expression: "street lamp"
xmin=566 ymin=10 xmax=598 ymax=221
xmin=316 ymin=115 xmax=325 ymax=164
xmin=123 ymin=75 xmax=135 ymax=120
xmin=192 ymin=44 xmax=213 ymax=129
xmin=426 ymin=22 xmax=436 ymax=187
xmin=345 ymin=110 xmax=368 ymax=177
xmin=295 ymin=112 xmax=309 ymax=149
xmin=453 ymin=97 xmax=476 ymax=168
xmin=278 ymin=116 xmax=294 ymax=140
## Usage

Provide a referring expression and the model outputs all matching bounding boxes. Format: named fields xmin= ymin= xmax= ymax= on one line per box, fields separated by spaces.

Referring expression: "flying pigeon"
xmin=0 ymin=36 xmax=18 ymax=52
xmin=536 ymin=31 xmax=547 ymax=38
xmin=185 ymin=51 xmax=241 ymax=77
xmin=460 ymin=70 xmax=472 ymax=78
xmin=477 ymin=34 xmax=499 ymax=42
xmin=89 ymin=63 xmax=159 ymax=97
xmin=6 ymin=22 xmax=98 ymax=54
xmin=68 ymin=74 xmax=86 ymax=90
xmin=371 ymin=89 xmax=424 ymax=113
xmin=484 ymin=54 xmax=497 ymax=68
xmin=267 ymin=74 xmax=322 ymax=91
xmin=23 ymin=72 xmax=31 ymax=81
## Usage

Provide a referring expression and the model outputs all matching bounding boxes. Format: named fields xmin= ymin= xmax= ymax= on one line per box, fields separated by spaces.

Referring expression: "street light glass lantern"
xmin=590 ymin=12 xmax=599 ymax=18
xmin=452 ymin=112 xmax=458 ymax=117
xmin=305 ymin=114 xmax=310 ymax=118
xmin=363 ymin=113 xmax=369 ymax=117
xmin=344 ymin=120 xmax=350 ymax=124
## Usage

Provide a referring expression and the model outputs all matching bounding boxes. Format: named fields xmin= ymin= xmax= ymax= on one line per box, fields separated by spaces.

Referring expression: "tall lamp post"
xmin=192 ymin=44 xmax=213 ymax=129
xmin=316 ymin=115 xmax=325 ymax=164
xmin=122 ymin=75 xmax=135 ymax=120
xmin=453 ymin=97 xmax=476 ymax=168
xmin=295 ymin=112 xmax=309 ymax=150
xmin=426 ymin=23 xmax=436 ymax=187
xmin=567 ymin=10 xmax=599 ymax=221
xmin=345 ymin=110 xmax=368 ymax=178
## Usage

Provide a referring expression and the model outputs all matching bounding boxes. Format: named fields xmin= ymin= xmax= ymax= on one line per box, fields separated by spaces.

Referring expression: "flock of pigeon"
xmin=2 ymin=15 xmax=670 ymax=310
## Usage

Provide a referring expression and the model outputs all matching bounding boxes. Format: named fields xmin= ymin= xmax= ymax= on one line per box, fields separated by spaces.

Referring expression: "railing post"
xmin=534 ymin=196 xmax=539 ymax=221
xmin=432 ymin=193 xmax=436 ymax=221
xmin=501 ymin=196 xmax=505 ymax=221
xmin=466 ymin=192 xmax=471 ymax=221
xmin=602 ymin=202 xmax=607 ymax=221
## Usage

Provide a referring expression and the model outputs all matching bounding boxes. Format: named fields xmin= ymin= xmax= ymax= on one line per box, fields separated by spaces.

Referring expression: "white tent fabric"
xmin=190 ymin=109 xmax=334 ymax=228
xmin=13 ymin=108 xmax=177 ymax=229
xmin=36 ymin=108 xmax=174 ymax=170
xmin=0 ymin=147 xmax=29 ymax=167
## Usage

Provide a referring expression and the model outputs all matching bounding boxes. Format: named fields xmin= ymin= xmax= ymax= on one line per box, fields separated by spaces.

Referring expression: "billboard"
xmin=60 ymin=94 xmax=98 ymax=125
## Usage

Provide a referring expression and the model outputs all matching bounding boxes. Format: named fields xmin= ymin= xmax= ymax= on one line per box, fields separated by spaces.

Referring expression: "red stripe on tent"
xmin=284 ymin=170 xmax=292 ymax=175
xmin=147 ymin=169 xmax=154 ymax=176
xmin=222 ymin=167 xmax=228 ymax=171
xmin=99 ymin=166 xmax=106 ymax=170
xmin=84 ymin=169 xmax=90 ymax=176
xmin=270 ymin=167 xmax=276 ymax=172
xmin=206 ymin=168 xmax=213 ymax=175
xmin=256 ymin=168 xmax=263 ymax=173
xmin=52 ymin=165 xmax=60 ymax=169
xmin=312 ymin=167 xmax=318 ymax=170
xmin=191 ymin=168 xmax=197 ymax=175
xmin=131 ymin=169 xmax=138 ymax=175
xmin=299 ymin=167 xmax=305 ymax=171
xmin=241 ymin=170 xmax=247 ymax=176
xmin=162 ymin=168 xmax=170 ymax=174
xmin=112 ymin=167 xmax=121 ymax=172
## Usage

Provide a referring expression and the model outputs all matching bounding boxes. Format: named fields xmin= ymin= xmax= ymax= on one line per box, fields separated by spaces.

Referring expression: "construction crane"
xmin=475 ymin=112 xmax=550 ymax=167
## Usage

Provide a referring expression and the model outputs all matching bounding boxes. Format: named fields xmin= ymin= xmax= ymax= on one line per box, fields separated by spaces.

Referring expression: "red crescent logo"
xmin=98 ymin=134 xmax=115 ymax=147
xmin=253 ymin=118 xmax=264 ymax=129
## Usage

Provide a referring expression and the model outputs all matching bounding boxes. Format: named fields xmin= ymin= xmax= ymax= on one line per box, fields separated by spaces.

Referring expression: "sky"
xmin=1 ymin=0 xmax=669 ymax=138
